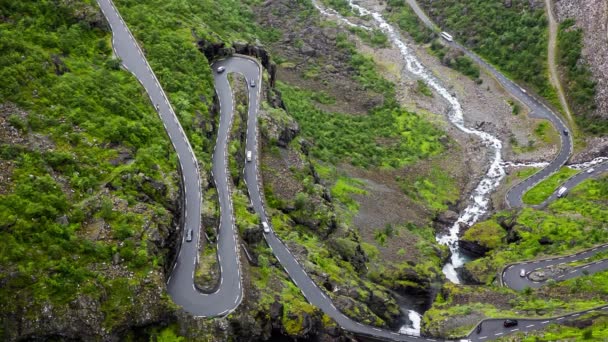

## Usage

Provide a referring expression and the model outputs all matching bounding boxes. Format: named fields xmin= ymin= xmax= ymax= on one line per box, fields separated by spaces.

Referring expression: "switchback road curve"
xmin=100 ymin=0 xmax=607 ymax=340
xmin=212 ymin=56 xmax=604 ymax=342
xmin=403 ymin=0 xmax=573 ymax=209
xmin=534 ymin=161 xmax=608 ymax=208
xmin=97 ymin=0 xmax=242 ymax=317
xmin=501 ymin=243 xmax=608 ymax=291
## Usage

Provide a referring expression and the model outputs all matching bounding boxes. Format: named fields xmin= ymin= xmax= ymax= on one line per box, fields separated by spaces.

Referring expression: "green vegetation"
xmin=385 ymin=2 xmax=481 ymax=82
xmin=336 ymin=32 xmax=395 ymax=98
xmin=419 ymin=0 xmax=556 ymax=100
xmin=331 ymin=177 xmax=367 ymax=212
xmin=499 ymin=314 xmax=608 ymax=341
xmin=416 ymin=79 xmax=433 ymax=97
xmin=386 ymin=2 xmax=435 ymax=44
xmin=522 ymin=167 xmax=578 ymax=205
xmin=350 ymin=27 xmax=390 ymax=48
xmin=464 ymin=176 xmax=608 ymax=286
xmin=462 ymin=220 xmax=506 ymax=250
xmin=278 ymin=35 xmax=445 ymax=169
xmin=507 ymin=99 xmax=521 ymax=115
xmin=429 ymin=40 xmax=481 ymax=82
xmin=279 ymin=82 xmax=443 ymax=168
xmin=322 ymin=0 xmax=356 ymax=17
xmin=398 ymin=166 xmax=459 ymax=214
xmin=557 ymin=19 xmax=603 ymax=134
xmin=0 ymin=0 xmax=179 ymax=328
xmin=369 ymin=223 xmax=448 ymax=290
xmin=533 ymin=121 xmax=552 ymax=143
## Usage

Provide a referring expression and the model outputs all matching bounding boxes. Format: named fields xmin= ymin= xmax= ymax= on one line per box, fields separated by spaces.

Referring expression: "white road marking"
xmin=526 ymin=324 xmax=535 ymax=328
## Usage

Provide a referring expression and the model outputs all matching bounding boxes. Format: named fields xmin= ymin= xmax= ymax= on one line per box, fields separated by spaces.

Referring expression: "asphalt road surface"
xmin=97 ymin=0 xmax=242 ymax=317
xmin=403 ymin=0 xmax=573 ymax=209
xmin=100 ymin=0 xmax=608 ymax=340
xmin=535 ymin=161 xmax=608 ymax=208
xmin=468 ymin=306 xmax=608 ymax=342
xmin=501 ymin=243 xmax=608 ymax=291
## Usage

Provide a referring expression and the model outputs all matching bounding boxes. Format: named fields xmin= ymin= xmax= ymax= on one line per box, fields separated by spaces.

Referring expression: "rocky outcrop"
xmin=458 ymin=239 xmax=489 ymax=257
xmin=194 ymin=37 xmax=278 ymax=87
xmin=554 ymin=0 xmax=608 ymax=122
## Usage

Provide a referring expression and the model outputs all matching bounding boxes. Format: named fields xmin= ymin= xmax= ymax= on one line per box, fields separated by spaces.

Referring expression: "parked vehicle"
xmin=186 ymin=229 xmax=193 ymax=242
xmin=262 ymin=221 xmax=270 ymax=233
xmin=217 ymin=66 xmax=226 ymax=73
xmin=520 ymin=269 xmax=526 ymax=277
xmin=246 ymin=150 xmax=252 ymax=162
xmin=503 ymin=319 xmax=518 ymax=327
xmin=440 ymin=31 xmax=453 ymax=42
xmin=557 ymin=186 xmax=568 ymax=198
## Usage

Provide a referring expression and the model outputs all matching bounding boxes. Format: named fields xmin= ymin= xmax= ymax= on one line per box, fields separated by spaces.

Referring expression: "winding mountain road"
xmin=534 ymin=161 xmax=608 ymax=208
xmin=99 ymin=0 xmax=608 ymax=340
xmin=400 ymin=0 xmax=608 ymax=339
xmin=97 ymin=0 xmax=242 ymax=317
xmin=403 ymin=0 xmax=573 ymax=209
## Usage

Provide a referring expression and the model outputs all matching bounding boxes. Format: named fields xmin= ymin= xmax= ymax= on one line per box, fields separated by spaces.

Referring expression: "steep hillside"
xmin=416 ymin=0 xmax=555 ymax=101
xmin=1 ymin=0 xmax=457 ymax=339
xmin=0 ymin=0 xmax=182 ymax=338
xmin=554 ymin=0 xmax=608 ymax=134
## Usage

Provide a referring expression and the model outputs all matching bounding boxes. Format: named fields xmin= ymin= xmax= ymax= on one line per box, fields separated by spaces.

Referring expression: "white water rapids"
xmin=399 ymin=310 xmax=422 ymax=336
xmin=502 ymin=156 xmax=607 ymax=170
xmin=311 ymin=0 xmax=605 ymax=335
xmin=312 ymin=0 xmax=506 ymax=283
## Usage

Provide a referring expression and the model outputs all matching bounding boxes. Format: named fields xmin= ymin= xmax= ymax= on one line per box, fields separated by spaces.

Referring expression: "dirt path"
xmin=545 ymin=0 xmax=575 ymax=127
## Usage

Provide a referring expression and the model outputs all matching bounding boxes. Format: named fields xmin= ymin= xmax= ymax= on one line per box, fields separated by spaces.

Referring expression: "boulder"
xmin=436 ymin=210 xmax=459 ymax=225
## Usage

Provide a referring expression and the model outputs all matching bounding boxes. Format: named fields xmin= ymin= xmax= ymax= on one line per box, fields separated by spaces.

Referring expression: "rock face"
xmin=458 ymin=239 xmax=490 ymax=257
xmin=195 ymin=37 xmax=278 ymax=87
xmin=554 ymin=0 xmax=608 ymax=122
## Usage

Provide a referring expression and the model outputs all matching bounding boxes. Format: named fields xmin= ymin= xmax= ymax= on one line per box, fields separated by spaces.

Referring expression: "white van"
xmin=186 ymin=229 xmax=193 ymax=242
xmin=440 ymin=31 xmax=453 ymax=42
xmin=262 ymin=221 xmax=270 ymax=233
xmin=246 ymin=150 xmax=252 ymax=162
xmin=557 ymin=187 xmax=568 ymax=198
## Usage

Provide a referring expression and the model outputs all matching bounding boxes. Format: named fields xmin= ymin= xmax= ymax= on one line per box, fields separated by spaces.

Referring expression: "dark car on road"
xmin=503 ymin=319 xmax=518 ymax=328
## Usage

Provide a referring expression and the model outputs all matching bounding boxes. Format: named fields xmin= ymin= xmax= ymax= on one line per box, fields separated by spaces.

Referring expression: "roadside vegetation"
xmin=498 ymin=313 xmax=608 ymax=341
xmin=417 ymin=0 xmax=557 ymax=103
xmin=280 ymin=33 xmax=445 ymax=169
xmin=425 ymin=176 xmax=608 ymax=336
xmin=0 ymin=0 xmax=180 ymax=333
xmin=522 ymin=167 xmax=578 ymax=205
xmin=385 ymin=1 xmax=481 ymax=83
xmin=557 ymin=19 xmax=603 ymax=134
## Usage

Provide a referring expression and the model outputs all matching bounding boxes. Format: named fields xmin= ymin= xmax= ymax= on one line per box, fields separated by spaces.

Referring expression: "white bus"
xmin=440 ymin=31 xmax=453 ymax=42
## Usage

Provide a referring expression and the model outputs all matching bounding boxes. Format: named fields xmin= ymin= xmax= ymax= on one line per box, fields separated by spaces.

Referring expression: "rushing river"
xmin=312 ymin=0 xmax=507 ymax=284
xmin=311 ymin=0 xmax=605 ymax=335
